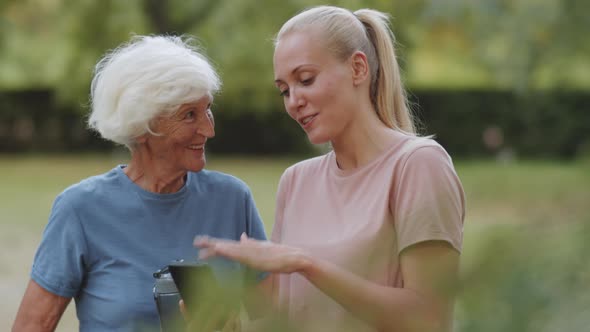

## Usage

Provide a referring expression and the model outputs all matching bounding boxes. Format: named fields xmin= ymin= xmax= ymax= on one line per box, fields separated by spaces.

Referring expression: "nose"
xmin=286 ymin=87 xmax=305 ymax=113
xmin=197 ymin=110 xmax=215 ymax=138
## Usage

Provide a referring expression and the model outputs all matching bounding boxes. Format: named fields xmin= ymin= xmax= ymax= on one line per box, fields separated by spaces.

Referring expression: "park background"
xmin=1 ymin=0 xmax=589 ymax=330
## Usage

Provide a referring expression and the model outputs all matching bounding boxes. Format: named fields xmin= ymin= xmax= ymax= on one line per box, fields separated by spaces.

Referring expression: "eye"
xmin=279 ymin=89 xmax=290 ymax=97
xmin=301 ymin=77 xmax=315 ymax=86
xmin=184 ymin=109 xmax=196 ymax=120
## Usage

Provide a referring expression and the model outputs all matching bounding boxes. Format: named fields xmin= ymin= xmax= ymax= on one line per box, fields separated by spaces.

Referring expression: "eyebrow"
xmin=274 ymin=64 xmax=318 ymax=84
xmin=179 ymin=98 xmax=213 ymax=112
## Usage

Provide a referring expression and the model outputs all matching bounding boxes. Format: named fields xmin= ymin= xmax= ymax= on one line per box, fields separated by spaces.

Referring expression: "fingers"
xmin=201 ymin=243 xmax=249 ymax=262
xmin=193 ymin=235 xmax=214 ymax=248
xmin=194 ymin=235 xmax=268 ymax=268
xmin=198 ymin=248 xmax=214 ymax=260
xmin=194 ymin=234 xmax=252 ymax=248
xmin=196 ymin=242 xmax=238 ymax=261
xmin=194 ymin=236 xmax=247 ymax=261
xmin=194 ymin=236 xmax=224 ymax=260
xmin=194 ymin=236 xmax=238 ymax=249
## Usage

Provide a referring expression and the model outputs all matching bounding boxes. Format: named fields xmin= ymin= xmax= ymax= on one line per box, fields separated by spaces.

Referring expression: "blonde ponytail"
xmin=354 ymin=9 xmax=415 ymax=134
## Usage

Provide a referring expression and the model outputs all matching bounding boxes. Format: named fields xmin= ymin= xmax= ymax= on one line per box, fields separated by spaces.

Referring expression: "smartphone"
xmin=168 ymin=261 xmax=218 ymax=311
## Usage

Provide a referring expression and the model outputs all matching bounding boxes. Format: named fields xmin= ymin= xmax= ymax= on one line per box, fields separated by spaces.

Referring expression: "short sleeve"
xmin=31 ymin=193 xmax=88 ymax=298
xmin=244 ymin=188 xmax=267 ymax=242
xmin=392 ymin=145 xmax=465 ymax=254
xmin=242 ymin=187 xmax=271 ymax=282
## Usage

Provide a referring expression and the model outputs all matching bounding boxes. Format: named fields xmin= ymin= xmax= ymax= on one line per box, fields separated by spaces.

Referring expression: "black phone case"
xmin=169 ymin=261 xmax=243 ymax=330
xmin=168 ymin=262 xmax=218 ymax=311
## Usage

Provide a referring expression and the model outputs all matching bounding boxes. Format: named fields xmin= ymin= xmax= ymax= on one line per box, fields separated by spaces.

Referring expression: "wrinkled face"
xmin=273 ymin=31 xmax=355 ymax=144
xmin=145 ymin=94 xmax=215 ymax=173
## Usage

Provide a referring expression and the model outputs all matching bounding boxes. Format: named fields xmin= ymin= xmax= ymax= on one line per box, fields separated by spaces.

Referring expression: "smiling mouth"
xmin=300 ymin=114 xmax=318 ymax=126
xmin=188 ymin=144 xmax=205 ymax=150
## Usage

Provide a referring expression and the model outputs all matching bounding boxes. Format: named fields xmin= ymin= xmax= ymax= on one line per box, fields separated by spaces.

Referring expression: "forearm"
xmin=299 ymin=255 xmax=450 ymax=332
xmin=193 ymin=235 xmax=456 ymax=331
xmin=12 ymin=302 xmax=68 ymax=332
xmin=12 ymin=280 xmax=71 ymax=332
xmin=12 ymin=314 xmax=62 ymax=332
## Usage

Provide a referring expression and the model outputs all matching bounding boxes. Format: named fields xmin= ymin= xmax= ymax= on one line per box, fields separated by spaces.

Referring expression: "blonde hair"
xmin=275 ymin=6 xmax=415 ymax=134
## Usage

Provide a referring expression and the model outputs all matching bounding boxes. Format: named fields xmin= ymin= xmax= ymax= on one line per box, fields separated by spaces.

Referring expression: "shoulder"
xmin=56 ymin=167 xmax=120 ymax=208
xmin=191 ymin=169 xmax=252 ymax=195
xmin=393 ymin=136 xmax=463 ymax=198
xmin=389 ymin=135 xmax=461 ymax=192
xmin=398 ymin=136 xmax=454 ymax=168
xmin=282 ymin=154 xmax=328 ymax=180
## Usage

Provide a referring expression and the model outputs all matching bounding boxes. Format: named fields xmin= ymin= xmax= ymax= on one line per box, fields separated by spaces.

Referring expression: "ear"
xmin=350 ymin=51 xmax=370 ymax=86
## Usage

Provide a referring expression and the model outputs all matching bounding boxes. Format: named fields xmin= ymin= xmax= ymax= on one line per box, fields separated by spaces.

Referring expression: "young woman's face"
xmin=145 ymin=94 xmax=215 ymax=173
xmin=273 ymin=31 xmax=356 ymax=144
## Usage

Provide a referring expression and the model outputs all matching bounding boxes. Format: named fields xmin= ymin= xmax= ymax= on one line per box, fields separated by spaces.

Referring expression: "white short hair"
xmin=88 ymin=35 xmax=221 ymax=149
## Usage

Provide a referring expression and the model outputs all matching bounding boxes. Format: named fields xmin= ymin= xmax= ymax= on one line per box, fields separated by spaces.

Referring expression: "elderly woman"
xmin=12 ymin=36 xmax=267 ymax=331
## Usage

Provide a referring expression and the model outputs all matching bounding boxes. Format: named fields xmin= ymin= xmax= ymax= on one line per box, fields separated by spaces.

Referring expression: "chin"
xmin=307 ymin=133 xmax=331 ymax=145
xmin=189 ymin=157 xmax=206 ymax=172
xmin=191 ymin=165 xmax=205 ymax=173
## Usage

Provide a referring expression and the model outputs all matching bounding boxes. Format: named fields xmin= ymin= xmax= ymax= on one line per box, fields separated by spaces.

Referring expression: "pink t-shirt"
xmin=271 ymin=134 xmax=465 ymax=331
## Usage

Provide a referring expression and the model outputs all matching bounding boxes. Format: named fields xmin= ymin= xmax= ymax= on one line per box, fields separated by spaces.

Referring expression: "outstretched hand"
xmin=194 ymin=233 xmax=309 ymax=274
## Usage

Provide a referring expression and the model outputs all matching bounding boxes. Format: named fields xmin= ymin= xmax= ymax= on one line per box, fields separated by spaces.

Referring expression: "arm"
xmin=197 ymin=148 xmax=463 ymax=331
xmin=12 ymin=280 xmax=71 ymax=332
xmin=196 ymin=236 xmax=458 ymax=332
xmin=299 ymin=241 xmax=459 ymax=332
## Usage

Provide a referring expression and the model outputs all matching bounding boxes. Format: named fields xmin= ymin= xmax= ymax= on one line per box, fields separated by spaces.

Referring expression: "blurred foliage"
xmin=0 ymin=0 xmax=397 ymax=111
xmin=1 ymin=0 xmax=589 ymax=110
xmin=421 ymin=0 xmax=590 ymax=92
xmin=0 ymin=0 xmax=588 ymax=157
xmin=457 ymin=222 xmax=590 ymax=332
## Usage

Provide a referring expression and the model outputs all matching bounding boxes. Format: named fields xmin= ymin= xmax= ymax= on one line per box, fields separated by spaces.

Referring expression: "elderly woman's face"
xmin=145 ymin=94 xmax=215 ymax=173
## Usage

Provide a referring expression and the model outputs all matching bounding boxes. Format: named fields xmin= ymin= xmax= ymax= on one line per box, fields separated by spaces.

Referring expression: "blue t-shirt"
xmin=31 ymin=166 xmax=267 ymax=331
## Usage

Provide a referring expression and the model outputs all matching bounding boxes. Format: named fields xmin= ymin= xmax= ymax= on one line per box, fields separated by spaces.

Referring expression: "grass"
xmin=2 ymin=155 xmax=588 ymax=231
xmin=1 ymin=154 xmax=589 ymax=331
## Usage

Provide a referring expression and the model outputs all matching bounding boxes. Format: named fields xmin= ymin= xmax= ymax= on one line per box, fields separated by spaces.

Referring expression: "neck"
xmin=124 ymin=147 xmax=187 ymax=194
xmin=331 ymin=106 xmax=401 ymax=170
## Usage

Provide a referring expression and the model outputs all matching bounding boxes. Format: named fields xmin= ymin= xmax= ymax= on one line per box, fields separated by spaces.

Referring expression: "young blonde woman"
xmin=195 ymin=6 xmax=465 ymax=332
